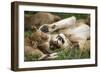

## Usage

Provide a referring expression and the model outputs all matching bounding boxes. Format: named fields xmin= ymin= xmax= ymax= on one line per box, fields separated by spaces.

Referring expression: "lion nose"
xmin=40 ymin=25 xmax=49 ymax=33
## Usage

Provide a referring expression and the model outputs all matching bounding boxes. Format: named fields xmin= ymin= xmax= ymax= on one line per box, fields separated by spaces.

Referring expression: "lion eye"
xmin=58 ymin=37 xmax=62 ymax=40
xmin=56 ymin=35 xmax=65 ymax=44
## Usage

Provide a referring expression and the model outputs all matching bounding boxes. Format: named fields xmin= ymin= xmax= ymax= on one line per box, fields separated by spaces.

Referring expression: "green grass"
xmin=24 ymin=30 xmax=32 ymax=38
xmin=24 ymin=53 xmax=41 ymax=61
xmin=24 ymin=47 xmax=90 ymax=61
xmin=52 ymin=48 xmax=90 ymax=60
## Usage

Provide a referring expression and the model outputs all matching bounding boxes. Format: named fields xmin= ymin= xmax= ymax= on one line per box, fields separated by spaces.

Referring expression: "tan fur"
xmin=61 ymin=23 xmax=90 ymax=51
xmin=25 ymin=12 xmax=61 ymax=30
xmin=24 ymin=14 xmax=32 ymax=30
xmin=24 ymin=28 xmax=57 ymax=60
xmin=31 ymin=12 xmax=61 ymax=29
xmin=49 ymin=17 xmax=90 ymax=51
xmin=78 ymin=40 xmax=90 ymax=52
xmin=24 ymin=37 xmax=31 ymax=46
xmin=24 ymin=46 xmax=44 ymax=56
xmin=39 ymin=16 xmax=76 ymax=33
xmin=24 ymin=36 xmax=44 ymax=57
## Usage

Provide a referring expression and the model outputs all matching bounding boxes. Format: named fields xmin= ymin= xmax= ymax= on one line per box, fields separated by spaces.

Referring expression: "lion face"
xmin=50 ymin=33 xmax=71 ymax=49
xmin=31 ymin=30 xmax=50 ymax=44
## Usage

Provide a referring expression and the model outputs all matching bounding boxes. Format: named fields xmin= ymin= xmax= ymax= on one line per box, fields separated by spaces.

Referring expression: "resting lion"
xmin=40 ymin=16 xmax=90 ymax=52
xmin=24 ymin=27 xmax=57 ymax=60
xmin=25 ymin=12 xmax=61 ymax=30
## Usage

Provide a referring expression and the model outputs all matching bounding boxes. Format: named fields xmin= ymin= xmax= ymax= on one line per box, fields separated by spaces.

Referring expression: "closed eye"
xmin=56 ymin=35 xmax=65 ymax=44
xmin=58 ymin=37 xmax=62 ymax=41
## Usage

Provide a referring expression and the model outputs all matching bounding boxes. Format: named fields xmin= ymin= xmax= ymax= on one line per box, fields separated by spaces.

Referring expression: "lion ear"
xmin=32 ymin=26 xmax=38 ymax=32
xmin=54 ymin=15 xmax=61 ymax=21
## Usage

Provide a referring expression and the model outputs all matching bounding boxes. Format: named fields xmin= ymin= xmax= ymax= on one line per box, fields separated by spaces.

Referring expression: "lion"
xmin=24 ymin=27 xmax=57 ymax=60
xmin=39 ymin=16 xmax=90 ymax=52
xmin=25 ymin=12 xmax=61 ymax=30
